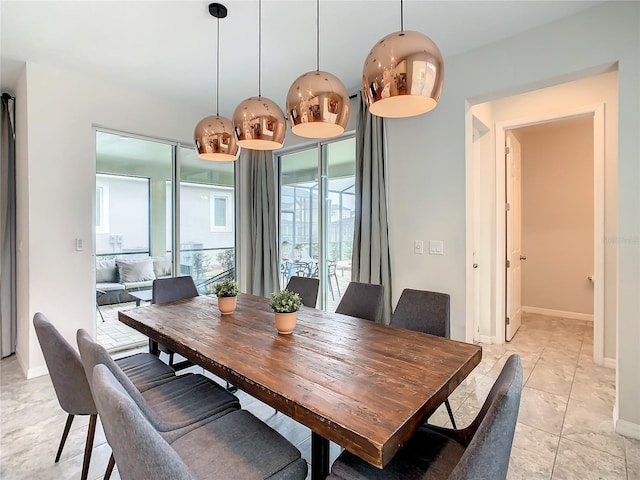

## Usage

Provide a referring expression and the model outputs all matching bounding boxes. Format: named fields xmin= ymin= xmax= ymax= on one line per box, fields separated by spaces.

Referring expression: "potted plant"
xmin=269 ymin=289 xmax=302 ymax=334
xmin=213 ymin=278 xmax=240 ymax=315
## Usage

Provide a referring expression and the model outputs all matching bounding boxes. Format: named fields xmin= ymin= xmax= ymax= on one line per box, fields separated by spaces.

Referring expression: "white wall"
xmin=386 ymin=2 xmax=638 ymax=430
xmin=16 ymin=61 xmax=210 ymax=377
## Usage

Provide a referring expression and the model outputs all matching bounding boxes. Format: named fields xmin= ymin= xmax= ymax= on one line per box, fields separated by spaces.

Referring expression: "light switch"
xmin=76 ymin=238 xmax=84 ymax=251
xmin=429 ymin=240 xmax=444 ymax=255
xmin=414 ymin=240 xmax=424 ymax=254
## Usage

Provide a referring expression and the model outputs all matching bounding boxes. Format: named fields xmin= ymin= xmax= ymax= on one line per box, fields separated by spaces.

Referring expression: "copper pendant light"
xmin=362 ymin=0 xmax=444 ymax=118
xmin=286 ymin=0 xmax=349 ymax=139
xmin=233 ymin=0 xmax=286 ymax=151
xmin=194 ymin=3 xmax=239 ymax=161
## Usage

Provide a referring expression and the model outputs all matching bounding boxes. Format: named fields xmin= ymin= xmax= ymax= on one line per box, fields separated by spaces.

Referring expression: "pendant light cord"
xmin=316 ymin=0 xmax=320 ymax=71
xmin=216 ymin=13 xmax=220 ymax=115
xmin=258 ymin=0 xmax=262 ymax=97
xmin=400 ymin=0 xmax=404 ymax=32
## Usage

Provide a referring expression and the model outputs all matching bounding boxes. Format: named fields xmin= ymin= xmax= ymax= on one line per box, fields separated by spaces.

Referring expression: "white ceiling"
xmin=1 ymin=0 xmax=604 ymax=115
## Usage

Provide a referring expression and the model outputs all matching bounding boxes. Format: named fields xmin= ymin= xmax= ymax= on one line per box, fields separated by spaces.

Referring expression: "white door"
xmin=505 ymin=131 xmax=523 ymax=341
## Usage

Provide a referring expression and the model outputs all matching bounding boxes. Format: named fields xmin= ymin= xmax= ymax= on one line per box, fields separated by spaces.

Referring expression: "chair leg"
xmin=55 ymin=414 xmax=74 ymax=462
xmin=444 ymin=399 xmax=457 ymax=429
xmin=104 ymin=452 xmax=116 ymax=480
xmin=168 ymin=352 xmax=175 ymax=367
xmin=81 ymin=414 xmax=97 ymax=480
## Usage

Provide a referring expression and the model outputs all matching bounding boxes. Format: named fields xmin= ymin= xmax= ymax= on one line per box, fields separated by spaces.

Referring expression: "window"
xmin=210 ymin=192 xmax=232 ymax=232
xmin=278 ymin=136 xmax=355 ymax=311
xmin=95 ymin=178 xmax=110 ymax=234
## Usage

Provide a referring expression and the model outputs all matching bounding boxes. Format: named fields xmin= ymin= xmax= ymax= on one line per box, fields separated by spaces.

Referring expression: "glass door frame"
xmin=277 ymin=133 xmax=355 ymax=311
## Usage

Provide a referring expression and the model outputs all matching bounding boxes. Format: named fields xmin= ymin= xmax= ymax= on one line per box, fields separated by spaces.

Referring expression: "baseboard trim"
xmin=522 ymin=306 xmax=593 ymax=322
xmin=603 ymin=357 xmax=616 ymax=369
xmin=476 ymin=334 xmax=495 ymax=344
xmin=614 ymin=407 xmax=640 ymax=440
xmin=26 ymin=364 xmax=48 ymax=379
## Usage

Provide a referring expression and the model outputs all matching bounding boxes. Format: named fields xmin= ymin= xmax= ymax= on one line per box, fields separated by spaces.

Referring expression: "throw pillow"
xmin=96 ymin=258 xmax=117 ymax=283
xmin=152 ymin=255 xmax=172 ymax=278
xmin=117 ymin=258 xmax=156 ymax=283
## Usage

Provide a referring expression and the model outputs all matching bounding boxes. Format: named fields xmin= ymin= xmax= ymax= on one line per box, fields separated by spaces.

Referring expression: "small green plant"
xmin=269 ymin=289 xmax=302 ymax=313
xmin=212 ymin=278 xmax=239 ymax=298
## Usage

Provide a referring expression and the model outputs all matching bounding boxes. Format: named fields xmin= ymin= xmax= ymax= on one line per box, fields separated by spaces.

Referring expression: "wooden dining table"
xmin=118 ymin=293 xmax=482 ymax=480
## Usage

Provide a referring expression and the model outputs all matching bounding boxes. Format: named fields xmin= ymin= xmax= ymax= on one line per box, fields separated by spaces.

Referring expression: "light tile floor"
xmin=1 ymin=313 xmax=638 ymax=479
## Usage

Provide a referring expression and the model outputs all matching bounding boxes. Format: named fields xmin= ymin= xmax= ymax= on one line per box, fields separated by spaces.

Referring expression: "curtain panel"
xmin=1 ymin=93 xmax=17 ymax=357
xmin=352 ymin=92 xmax=393 ymax=323
xmin=242 ymin=150 xmax=280 ymax=297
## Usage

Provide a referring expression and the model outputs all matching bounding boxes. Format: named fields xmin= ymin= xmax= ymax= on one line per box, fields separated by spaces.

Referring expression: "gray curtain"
xmin=244 ymin=150 xmax=280 ymax=297
xmin=1 ymin=93 xmax=17 ymax=357
xmin=352 ymin=92 xmax=393 ymax=324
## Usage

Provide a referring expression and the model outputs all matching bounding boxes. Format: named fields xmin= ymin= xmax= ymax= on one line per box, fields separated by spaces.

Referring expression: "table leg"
xmin=149 ymin=339 xmax=159 ymax=356
xmin=311 ymin=432 xmax=330 ymax=480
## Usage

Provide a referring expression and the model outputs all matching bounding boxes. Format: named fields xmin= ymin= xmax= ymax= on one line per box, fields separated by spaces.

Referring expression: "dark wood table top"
xmin=119 ymin=293 xmax=482 ymax=469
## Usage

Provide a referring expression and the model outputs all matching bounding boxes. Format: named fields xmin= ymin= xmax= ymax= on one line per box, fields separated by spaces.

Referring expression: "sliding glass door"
xmin=95 ymin=130 xmax=235 ymax=350
xmin=279 ymin=136 xmax=355 ymax=311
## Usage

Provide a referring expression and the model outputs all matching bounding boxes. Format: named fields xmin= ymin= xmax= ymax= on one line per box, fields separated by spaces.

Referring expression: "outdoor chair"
xmin=286 ymin=275 xmax=320 ymax=308
xmin=335 ymin=282 xmax=384 ymax=322
xmin=91 ymin=364 xmax=308 ymax=480
xmin=327 ymin=260 xmax=341 ymax=300
xmin=391 ymin=289 xmax=457 ymax=427
xmin=151 ymin=275 xmax=199 ymax=369
xmin=327 ymin=354 xmax=523 ymax=480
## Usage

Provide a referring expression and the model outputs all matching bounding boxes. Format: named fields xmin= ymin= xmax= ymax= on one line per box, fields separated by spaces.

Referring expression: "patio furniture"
xmin=335 ymin=282 xmax=384 ymax=322
xmin=327 ymin=260 xmax=341 ymax=300
xmin=327 ymin=355 xmax=523 ymax=480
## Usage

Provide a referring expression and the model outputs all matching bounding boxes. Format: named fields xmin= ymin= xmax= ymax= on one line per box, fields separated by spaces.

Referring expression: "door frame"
xmin=468 ymin=104 xmax=605 ymax=364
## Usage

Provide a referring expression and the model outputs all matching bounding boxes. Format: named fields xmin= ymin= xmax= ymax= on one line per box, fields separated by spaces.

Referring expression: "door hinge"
xmin=505 ymin=146 xmax=510 ymax=154
xmin=506 ymin=316 xmax=510 ymax=325
xmin=505 ymin=202 xmax=510 ymax=211
xmin=506 ymin=259 xmax=511 ymax=268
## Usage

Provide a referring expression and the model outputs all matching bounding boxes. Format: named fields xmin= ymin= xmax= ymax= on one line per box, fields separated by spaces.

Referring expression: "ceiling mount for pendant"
xmin=362 ymin=0 xmax=444 ymax=118
xmin=193 ymin=2 xmax=239 ymax=161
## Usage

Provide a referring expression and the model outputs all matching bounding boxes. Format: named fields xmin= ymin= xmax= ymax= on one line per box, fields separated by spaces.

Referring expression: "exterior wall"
xmin=520 ymin=119 xmax=594 ymax=316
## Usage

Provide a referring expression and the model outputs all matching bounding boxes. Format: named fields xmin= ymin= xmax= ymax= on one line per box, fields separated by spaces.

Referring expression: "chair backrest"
xmin=391 ymin=289 xmax=450 ymax=338
xmin=335 ymin=282 xmax=384 ymax=322
xmin=32 ymin=313 xmax=96 ymax=415
xmin=76 ymin=329 xmax=173 ymax=432
xmin=91 ymin=364 xmax=195 ymax=480
xmin=450 ymin=354 xmax=523 ymax=480
xmin=151 ymin=276 xmax=198 ymax=305
xmin=286 ymin=276 xmax=319 ymax=308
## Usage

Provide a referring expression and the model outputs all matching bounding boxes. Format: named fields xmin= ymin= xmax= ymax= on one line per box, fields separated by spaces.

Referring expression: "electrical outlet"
xmin=414 ymin=240 xmax=424 ymax=254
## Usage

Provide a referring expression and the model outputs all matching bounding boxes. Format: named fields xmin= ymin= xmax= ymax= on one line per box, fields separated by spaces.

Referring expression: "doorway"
xmin=466 ymin=92 xmax=608 ymax=365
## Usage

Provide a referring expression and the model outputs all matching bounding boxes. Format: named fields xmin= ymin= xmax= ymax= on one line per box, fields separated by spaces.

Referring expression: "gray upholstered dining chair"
xmin=92 ymin=363 xmax=309 ymax=480
xmin=335 ymin=282 xmax=384 ymax=322
xmin=286 ymin=275 xmax=320 ymax=308
xmin=33 ymin=313 xmax=177 ymax=480
xmin=33 ymin=313 xmax=98 ymax=480
xmin=151 ymin=275 xmax=199 ymax=368
xmin=77 ymin=329 xmax=239 ymax=439
xmin=391 ymin=289 xmax=457 ymax=427
xmin=327 ymin=354 xmax=523 ymax=480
